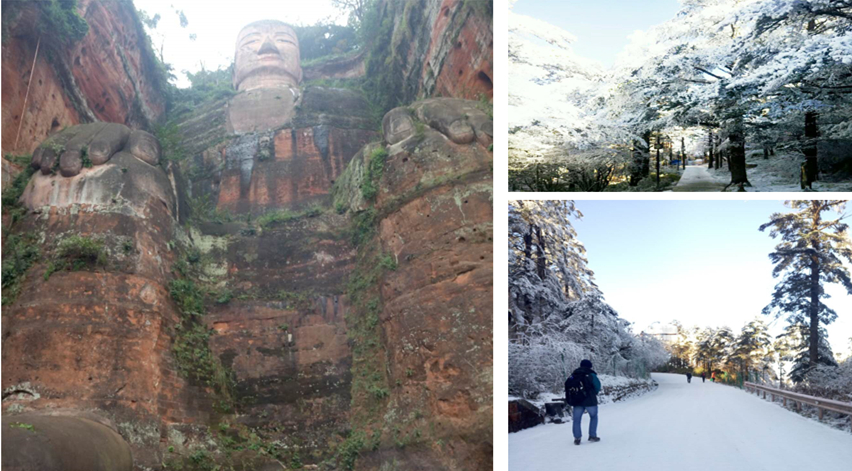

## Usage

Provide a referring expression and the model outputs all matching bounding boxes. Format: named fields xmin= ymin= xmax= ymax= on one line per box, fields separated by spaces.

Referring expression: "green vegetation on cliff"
xmin=1 ymin=0 xmax=88 ymax=47
xmin=1 ymin=234 xmax=39 ymax=305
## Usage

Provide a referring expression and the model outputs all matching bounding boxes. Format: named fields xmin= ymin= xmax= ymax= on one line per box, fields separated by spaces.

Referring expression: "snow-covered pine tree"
xmin=776 ymin=322 xmax=838 ymax=383
xmin=729 ymin=318 xmax=772 ymax=381
xmin=760 ymin=200 xmax=852 ymax=371
xmin=508 ymin=201 xmax=669 ymax=397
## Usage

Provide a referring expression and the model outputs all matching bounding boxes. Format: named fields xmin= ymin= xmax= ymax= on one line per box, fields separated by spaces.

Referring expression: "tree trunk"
xmin=534 ymin=225 xmax=546 ymax=280
xmin=808 ymin=207 xmax=821 ymax=369
xmin=668 ymin=140 xmax=673 ymax=167
xmin=630 ymin=140 xmax=644 ymax=186
xmin=728 ymin=120 xmax=750 ymax=186
xmin=656 ymin=134 xmax=661 ymax=189
xmin=707 ymin=132 xmax=714 ymax=169
xmin=803 ymin=111 xmax=819 ymax=189
xmin=642 ymin=131 xmax=651 ymax=177
xmin=682 ymin=137 xmax=686 ymax=170
xmin=763 ymin=144 xmax=770 ymax=160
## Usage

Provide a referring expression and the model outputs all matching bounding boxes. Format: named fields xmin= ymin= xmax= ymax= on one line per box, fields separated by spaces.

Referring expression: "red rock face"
xmin=427 ymin=0 xmax=493 ymax=101
xmin=424 ymin=0 xmax=494 ymax=100
xmin=216 ymin=127 xmax=375 ymax=214
xmin=0 ymin=194 xmax=212 ymax=468
xmin=1 ymin=0 xmax=165 ymax=155
xmin=373 ymin=150 xmax=492 ymax=471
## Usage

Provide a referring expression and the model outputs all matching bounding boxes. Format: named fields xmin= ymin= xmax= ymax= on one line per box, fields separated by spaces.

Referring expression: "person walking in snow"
xmin=701 ymin=372 xmax=706 ymax=383
xmin=686 ymin=372 xmax=692 ymax=383
xmin=565 ymin=359 xmax=602 ymax=445
xmin=711 ymin=371 xmax=716 ymax=382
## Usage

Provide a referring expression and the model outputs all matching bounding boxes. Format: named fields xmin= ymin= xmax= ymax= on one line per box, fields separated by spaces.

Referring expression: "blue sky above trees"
xmin=512 ymin=0 xmax=681 ymax=67
xmin=573 ymin=200 xmax=852 ymax=356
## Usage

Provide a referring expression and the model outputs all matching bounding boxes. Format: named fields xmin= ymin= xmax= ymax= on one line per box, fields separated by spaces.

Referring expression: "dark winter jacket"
xmin=567 ymin=367 xmax=602 ymax=407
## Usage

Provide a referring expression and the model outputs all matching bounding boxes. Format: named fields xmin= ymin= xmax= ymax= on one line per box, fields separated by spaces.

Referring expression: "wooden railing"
xmin=744 ymin=382 xmax=852 ymax=429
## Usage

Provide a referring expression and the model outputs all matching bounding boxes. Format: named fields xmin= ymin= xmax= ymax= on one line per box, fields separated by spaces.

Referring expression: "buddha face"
xmin=234 ymin=20 xmax=302 ymax=91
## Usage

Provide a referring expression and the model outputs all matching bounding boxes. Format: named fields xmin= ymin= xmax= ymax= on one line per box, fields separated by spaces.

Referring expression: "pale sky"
xmin=511 ymin=0 xmax=681 ymax=68
xmin=132 ymin=0 xmax=347 ymax=87
xmin=573 ymin=200 xmax=852 ymax=358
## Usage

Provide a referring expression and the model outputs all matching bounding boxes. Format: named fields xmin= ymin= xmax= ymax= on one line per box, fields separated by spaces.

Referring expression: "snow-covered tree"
xmin=776 ymin=322 xmax=838 ymax=383
xmin=508 ymin=201 xmax=670 ymax=397
xmin=760 ymin=200 xmax=852 ymax=369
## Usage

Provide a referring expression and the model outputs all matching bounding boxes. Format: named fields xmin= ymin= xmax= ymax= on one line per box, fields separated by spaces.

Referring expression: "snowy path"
xmin=672 ymin=166 xmax=725 ymax=192
xmin=508 ymin=373 xmax=852 ymax=471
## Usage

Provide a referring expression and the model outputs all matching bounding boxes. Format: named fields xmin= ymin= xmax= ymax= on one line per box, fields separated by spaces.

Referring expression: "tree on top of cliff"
xmin=2 ymin=0 xmax=88 ymax=48
xmin=294 ymin=21 xmax=359 ymax=62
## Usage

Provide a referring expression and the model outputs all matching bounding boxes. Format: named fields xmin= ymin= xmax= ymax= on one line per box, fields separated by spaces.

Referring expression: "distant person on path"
xmin=565 ymin=359 xmax=602 ymax=445
xmin=701 ymin=372 xmax=706 ymax=383
xmin=686 ymin=372 xmax=692 ymax=383
xmin=711 ymin=371 xmax=716 ymax=382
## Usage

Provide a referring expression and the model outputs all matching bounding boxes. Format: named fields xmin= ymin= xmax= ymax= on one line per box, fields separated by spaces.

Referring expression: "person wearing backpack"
xmin=565 ymin=359 xmax=602 ymax=445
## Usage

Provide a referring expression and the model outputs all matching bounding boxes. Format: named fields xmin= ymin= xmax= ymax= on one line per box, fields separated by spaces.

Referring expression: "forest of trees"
xmin=662 ymin=319 xmax=851 ymax=398
xmin=508 ymin=201 xmax=670 ymax=398
xmin=660 ymin=200 xmax=852 ymax=400
xmin=509 ymin=0 xmax=852 ymax=192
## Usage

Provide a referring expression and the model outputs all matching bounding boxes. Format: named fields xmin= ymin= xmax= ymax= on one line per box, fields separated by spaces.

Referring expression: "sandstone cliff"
xmin=1 ymin=0 xmax=167 ymax=156
xmin=1 ymin=2 xmax=492 ymax=470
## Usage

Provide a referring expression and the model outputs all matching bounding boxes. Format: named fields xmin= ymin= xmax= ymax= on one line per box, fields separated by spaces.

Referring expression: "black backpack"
xmin=565 ymin=371 xmax=592 ymax=406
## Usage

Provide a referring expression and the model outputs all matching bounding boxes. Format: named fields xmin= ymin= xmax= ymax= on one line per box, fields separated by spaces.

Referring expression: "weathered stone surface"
xmin=59 ymin=149 xmax=83 ymax=177
xmin=38 ymin=147 xmax=57 ymax=175
xmin=89 ymin=123 xmax=131 ymax=165
xmin=1 ymin=414 xmax=133 ymax=471
xmin=207 ymin=125 xmax=375 ymax=214
xmin=234 ymin=20 xmax=302 ymax=91
xmin=428 ymin=1 xmax=493 ymax=101
xmin=302 ymin=51 xmax=365 ymax=81
xmin=335 ymin=97 xmax=493 ymax=470
xmin=414 ymin=98 xmax=492 ymax=147
xmin=382 ymin=108 xmax=416 ymax=145
xmin=1 ymin=0 xmax=165 ymax=155
xmin=29 ymin=147 xmax=43 ymax=170
xmin=22 ymin=152 xmax=176 ymax=220
xmin=127 ymin=130 xmax=161 ymax=166
xmin=226 ymin=88 xmax=299 ymax=134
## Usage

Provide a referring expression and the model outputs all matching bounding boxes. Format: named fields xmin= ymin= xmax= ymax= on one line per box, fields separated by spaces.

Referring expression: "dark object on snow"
xmin=545 ymin=401 xmax=565 ymax=423
xmin=687 ymin=372 xmax=692 ymax=383
xmin=574 ymin=438 xmax=581 ymax=445
xmin=509 ymin=399 xmax=544 ymax=433
xmin=589 ymin=436 xmax=601 ymax=443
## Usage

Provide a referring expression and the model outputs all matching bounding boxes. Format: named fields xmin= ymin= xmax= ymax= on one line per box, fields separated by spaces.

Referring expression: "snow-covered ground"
xmin=706 ymin=151 xmax=852 ymax=192
xmin=672 ymin=166 xmax=725 ymax=192
xmin=509 ymin=374 xmax=657 ymax=411
xmin=508 ymin=373 xmax=852 ymax=471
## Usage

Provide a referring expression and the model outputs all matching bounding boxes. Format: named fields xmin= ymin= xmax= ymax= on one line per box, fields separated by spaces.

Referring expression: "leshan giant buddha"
xmin=227 ymin=20 xmax=304 ymax=134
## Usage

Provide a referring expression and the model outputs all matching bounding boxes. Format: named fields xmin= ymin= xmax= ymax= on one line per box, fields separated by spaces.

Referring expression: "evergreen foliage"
xmin=760 ymin=200 xmax=852 ymax=369
xmin=508 ymin=201 xmax=670 ymax=398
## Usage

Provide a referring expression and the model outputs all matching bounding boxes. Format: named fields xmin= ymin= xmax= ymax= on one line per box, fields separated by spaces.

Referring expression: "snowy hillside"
xmin=508 ymin=8 xmax=606 ymax=154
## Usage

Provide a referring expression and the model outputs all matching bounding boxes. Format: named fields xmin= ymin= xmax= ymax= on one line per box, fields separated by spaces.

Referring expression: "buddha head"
xmin=234 ymin=20 xmax=302 ymax=92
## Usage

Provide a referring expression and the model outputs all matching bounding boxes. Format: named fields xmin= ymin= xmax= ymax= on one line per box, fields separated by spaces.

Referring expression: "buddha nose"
xmin=257 ymin=38 xmax=279 ymax=56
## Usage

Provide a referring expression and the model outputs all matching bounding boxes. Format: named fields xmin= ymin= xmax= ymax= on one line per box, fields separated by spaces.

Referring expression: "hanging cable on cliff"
xmin=14 ymin=36 xmax=41 ymax=153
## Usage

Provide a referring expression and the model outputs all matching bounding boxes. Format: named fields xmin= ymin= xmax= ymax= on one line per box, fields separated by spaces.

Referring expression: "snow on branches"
xmin=508 ymin=201 xmax=670 ymax=398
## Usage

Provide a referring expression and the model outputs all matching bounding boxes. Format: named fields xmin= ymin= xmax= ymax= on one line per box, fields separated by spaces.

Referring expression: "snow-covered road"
xmin=508 ymin=373 xmax=852 ymax=471
xmin=672 ymin=166 xmax=725 ymax=192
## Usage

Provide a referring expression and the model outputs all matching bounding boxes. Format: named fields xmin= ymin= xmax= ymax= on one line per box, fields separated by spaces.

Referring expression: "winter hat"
xmin=580 ymin=359 xmax=593 ymax=368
